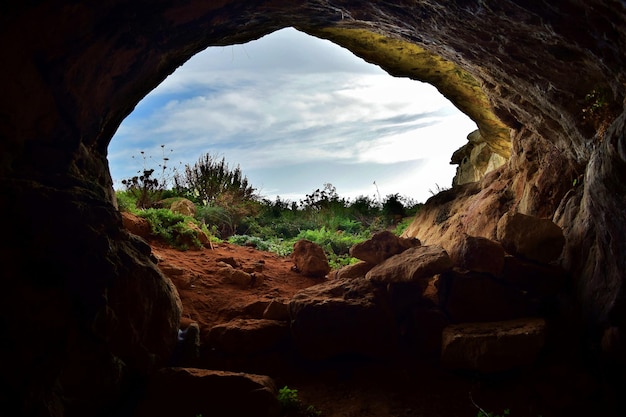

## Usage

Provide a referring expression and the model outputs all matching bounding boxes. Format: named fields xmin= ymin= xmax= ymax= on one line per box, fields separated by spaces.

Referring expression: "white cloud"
xmin=108 ymin=27 xmax=476 ymax=203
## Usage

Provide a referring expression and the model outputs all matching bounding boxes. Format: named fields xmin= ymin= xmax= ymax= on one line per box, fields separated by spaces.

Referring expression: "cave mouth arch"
xmin=4 ymin=3 xmax=626 ymax=416
xmin=108 ymin=26 xmax=487 ymax=203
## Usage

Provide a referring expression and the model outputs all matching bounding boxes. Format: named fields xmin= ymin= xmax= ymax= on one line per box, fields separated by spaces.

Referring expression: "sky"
xmin=107 ymin=27 xmax=477 ymax=204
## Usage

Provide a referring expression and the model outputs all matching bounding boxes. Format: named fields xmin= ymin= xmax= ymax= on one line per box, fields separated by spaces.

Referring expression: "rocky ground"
xmin=148 ymin=238 xmax=569 ymax=417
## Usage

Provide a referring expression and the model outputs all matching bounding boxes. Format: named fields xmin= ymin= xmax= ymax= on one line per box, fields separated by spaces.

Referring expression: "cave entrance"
xmin=108 ymin=27 xmax=484 ymax=205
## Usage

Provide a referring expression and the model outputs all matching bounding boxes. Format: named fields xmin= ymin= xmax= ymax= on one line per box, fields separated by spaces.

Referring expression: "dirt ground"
xmin=150 ymin=239 xmax=567 ymax=417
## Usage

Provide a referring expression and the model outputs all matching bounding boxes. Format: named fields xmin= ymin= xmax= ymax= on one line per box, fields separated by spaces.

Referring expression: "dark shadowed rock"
xmin=447 ymin=233 xmax=505 ymax=276
xmin=263 ymin=299 xmax=290 ymax=321
xmin=438 ymin=269 xmax=532 ymax=322
xmin=366 ymin=245 xmax=453 ymax=284
xmin=350 ymin=230 xmax=421 ymax=264
xmin=289 ymin=277 xmax=396 ymax=360
xmin=441 ymin=318 xmax=546 ymax=373
xmin=501 ymin=255 xmax=568 ymax=296
xmin=208 ymin=319 xmax=289 ymax=355
xmin=134 ymin=367 xmax=279 ymax=417
xmin=496 ymin=212 xmax=565 ymax=264
xmin=291 ymin=239 xmax=331 ymax=277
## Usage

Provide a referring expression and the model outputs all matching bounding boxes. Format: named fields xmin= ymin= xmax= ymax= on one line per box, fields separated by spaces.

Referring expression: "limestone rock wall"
xmin=1 ymin=1 xmax=625 ymax=415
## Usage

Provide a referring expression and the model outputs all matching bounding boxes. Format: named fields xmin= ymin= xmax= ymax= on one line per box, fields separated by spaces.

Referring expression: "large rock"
xmin=501 ymin=255 xmax=568 ymax=296
xmin=350 ymin=230 xmax=421 ymax=264
xmin=289 ymin=277 xmax=397 ymax=360
xmin=441 ymin=318 xmax=547 ymax=373
xmin=134 ymin=367 xmax=279 ymax=417
xmin=438 ymin=269 xmax=532 ymax=322
xmin=366 ymin=245 xmax=453 ymax=284
xmin=496 ymin=212 xmax=565 ymax=264
xmin=170 ymin=198 xmax=196 ymax=216
xmin=291 ymin=239 xmax=331 ymax=278
xmin=331 ymin=260 xmax=376 ymax=280
xmin=121 ymin=211 xmax=152 ymax=239
xmin=208 ymin=319 xmax=289 ymax=355
xmin=447 ymin=234 xmax=505 ymax=277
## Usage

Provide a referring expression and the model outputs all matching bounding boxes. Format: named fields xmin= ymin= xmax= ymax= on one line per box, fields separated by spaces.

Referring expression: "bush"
xmin=138 ymin=208 xmax=206 ymax=250
xmin=174 ymin=153 xmax=256 ymax=205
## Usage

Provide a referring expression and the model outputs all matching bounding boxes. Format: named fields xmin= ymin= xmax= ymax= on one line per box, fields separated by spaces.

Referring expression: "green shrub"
xmin=277 ymin=386 xmax=322 ymax=417
xmin=138 ymin=208 xmax=204 ymax=250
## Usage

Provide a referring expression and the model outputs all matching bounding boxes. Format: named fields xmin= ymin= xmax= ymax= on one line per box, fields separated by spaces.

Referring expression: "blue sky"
xmin=107 ymin=27 xmax=477 ymax=203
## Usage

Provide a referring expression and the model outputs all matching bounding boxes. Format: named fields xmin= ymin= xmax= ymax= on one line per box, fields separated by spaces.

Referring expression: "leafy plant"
xmin=277 ymin=386 xmax=322 ymax=417
xmin=138 ymin=208 xmax=206 ymax=250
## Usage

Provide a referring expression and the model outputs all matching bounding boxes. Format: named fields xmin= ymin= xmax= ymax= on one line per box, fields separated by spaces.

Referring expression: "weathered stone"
xmin=289 ymin=277 xmax=396 ymax=360
xmin=170 ymin=198 xmax=196 ymax=216
xmin=438 ymin=270 xmax=532 ymax=323
xmin=452 ymin=130 xmax=508 ymax=185
xmin=366 ymin=245 xmax=453 ymax=284
xmin=219 ymin=267 xmax=253 ymax=287
xmin=447 ymin=234 xmax=505 ymax=276
xmin=134 ymin=367 xmax=279 ymax=417
xmin=121 ymin=211 xmax=152 ymax=239
xmin=332 ymin=260 xmax=376 ymax=280
xmin=291 ymin=239 xmax=331 ymax=277
xmin=501 ymin=255 xmax=568 ymax=296
xmin=441 ymin=318 xmax=547 ymax=373
xmin=263 ymin=299 xmax=290 ymax=321
xmin=350 ymin=230 xmax=421 ymax=264
xmin=243 ymin=300 xmax=272 ymax=318
xmin=208 ymin=319 xmax=289 ymax=355
xmin=496 ymin=212 xmax=565 ymax=264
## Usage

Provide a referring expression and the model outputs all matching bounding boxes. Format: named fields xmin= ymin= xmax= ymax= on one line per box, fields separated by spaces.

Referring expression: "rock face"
xmin=2 ymin=1 xmax=626 ymax=415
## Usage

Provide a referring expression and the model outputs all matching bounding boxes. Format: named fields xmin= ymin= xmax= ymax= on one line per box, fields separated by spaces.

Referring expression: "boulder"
xmin=219 ymin=266 xmax=254 ymax=287
xmin=332 ymin=261 xmax=376 ymax=280
xmin=208 ymin=319 xmax=289 ymax=355
xmin=291 ymin=239 xmax=331 ymax=277
xmin=441 ymin=318 xmax=547 ymax=373
xmin=438 ymin=270 xmax=532 ymax=322
xmin=496 ymin=212 xmax=565 ymax=264
xmin=350 ymin=230 xmax=421 ymax=264
xmin=289 ymin=277 xmax=396 ymax=360
xmin=366 ymin=245 xmax=453 ymax=285
xmin=447 ymin=234 xmax=505 ymax=276
xmin=121 ymin=211 xmax=151 ymax=239
xmin=170 ymin=198 xmax=196 ymax=217
xmin=133 ymin=367 xmax=279 ymax=417
xmin=501 ymin=255 xmax=568 ymax=296
xmin=263 ymin=299 xmax=290 ymax=321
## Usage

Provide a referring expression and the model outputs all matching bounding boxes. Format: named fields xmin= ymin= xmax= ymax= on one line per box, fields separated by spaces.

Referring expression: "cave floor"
xmin=151 ymin=240 xmax=576 ymax=417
